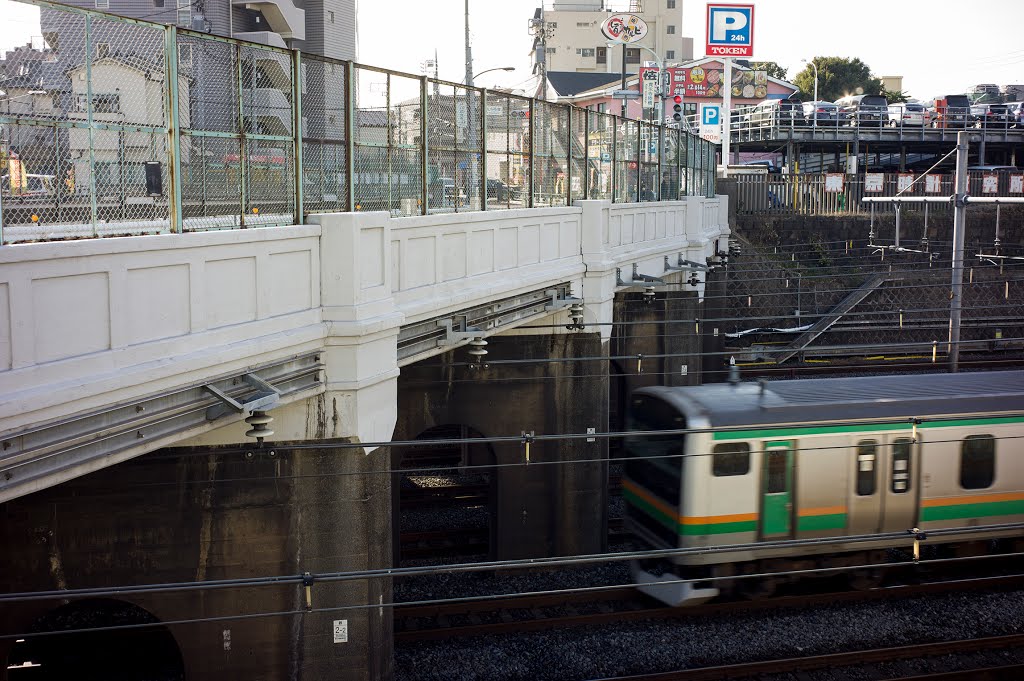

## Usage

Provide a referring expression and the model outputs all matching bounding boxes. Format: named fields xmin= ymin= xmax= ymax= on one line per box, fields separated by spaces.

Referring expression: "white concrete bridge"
xmin=0 ymin=196 xmax=729 ymax=503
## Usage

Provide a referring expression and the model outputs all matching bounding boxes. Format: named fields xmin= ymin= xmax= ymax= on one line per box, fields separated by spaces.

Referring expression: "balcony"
xmin=232 ymin=0 xmax=305 ymax=42
xmin=231 ymin=31 xmax=288 ymax=49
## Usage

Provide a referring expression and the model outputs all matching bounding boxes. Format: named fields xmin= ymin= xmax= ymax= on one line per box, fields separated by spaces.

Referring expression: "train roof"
xmin=636 ymin=370 xmax=1024 ymax=429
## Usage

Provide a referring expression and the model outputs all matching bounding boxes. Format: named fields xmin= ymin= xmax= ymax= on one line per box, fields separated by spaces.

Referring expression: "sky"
xmin=2 ymin=0 xmax=1023 ymax=101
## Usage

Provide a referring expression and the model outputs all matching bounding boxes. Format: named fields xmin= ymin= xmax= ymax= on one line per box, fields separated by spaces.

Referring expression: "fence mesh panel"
xmin=301 ymin=55 xmax=348 ymax=214
xmin=662 ymin=129 xmax=680 ymax=200
xmin=1 ymin=0 xmax=723 ymax=242
xmin=614 ymin=119 xmax=638 ymax=203
xmin=568 ymin=108 xmax=586 ymax=203
xmin=638 ymin=121 xmax=658 ymax=202
xmin=586 ymin=111 xmax=613 ymax=201
xmin=178 ymin=33 xmax=242 ymax=230
xmin=483 ymin=93 xmax=530 ymax=210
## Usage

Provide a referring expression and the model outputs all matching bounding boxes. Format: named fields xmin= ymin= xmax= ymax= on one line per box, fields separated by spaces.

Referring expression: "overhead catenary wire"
xmin=4 ymin=530 xmax=1024 ymax=641
xmin=93 ymin=431 xmax=1024 ymax=494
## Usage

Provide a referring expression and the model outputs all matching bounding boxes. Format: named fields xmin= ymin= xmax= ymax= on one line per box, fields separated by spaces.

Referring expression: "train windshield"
xmin=623 ymin=394 xmax=684 ymax=504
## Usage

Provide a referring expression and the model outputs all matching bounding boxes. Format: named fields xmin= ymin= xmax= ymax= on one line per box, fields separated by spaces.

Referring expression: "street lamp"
xmin=471 ymin=66 xmax=514 ymax=84
xmin=802 ymin=58 xmax=819 ymax=127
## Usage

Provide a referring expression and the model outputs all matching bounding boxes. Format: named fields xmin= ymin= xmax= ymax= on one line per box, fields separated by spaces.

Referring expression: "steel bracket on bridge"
xmin=543 ymin=288 xmax=583 ymax=312
xmin=204 ymin=373 xmax=282 ymax=421
xmin=0 ymin=353 xmax=324 ymax=504
xmin=616 ymin=263 xmax=666 ymax=287
xmin=437 ymin=317 xmax=488 ymax=345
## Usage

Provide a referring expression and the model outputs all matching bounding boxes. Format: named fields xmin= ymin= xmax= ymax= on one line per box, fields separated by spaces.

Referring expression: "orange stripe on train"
xmin=921 ymin=491 xmax=1024 ymax=507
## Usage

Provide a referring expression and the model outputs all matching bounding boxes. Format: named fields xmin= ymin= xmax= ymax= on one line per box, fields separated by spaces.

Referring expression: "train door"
xmin=760 ymin=440 xmax=795 ymax=540
xmin=878 ymin=435 xmax=919 ymax=532
xmin=847 ymin=438 xmax=883 ymax=534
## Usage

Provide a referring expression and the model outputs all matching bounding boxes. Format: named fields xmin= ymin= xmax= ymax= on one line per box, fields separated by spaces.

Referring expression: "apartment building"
xmin=53 ymin=0 xmax=356 ymax=60
xmin=533 ymin=0 xmax=694 ymax=76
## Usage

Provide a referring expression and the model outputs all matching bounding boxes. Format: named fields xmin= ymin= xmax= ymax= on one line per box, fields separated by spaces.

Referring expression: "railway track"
xmin=400 ymin=518 xmax=629 ymax=560
xmin=393 ymin=573 xmax=1023 ymax=643
xmin=591 ymin=634 xmax=1024 ymax=680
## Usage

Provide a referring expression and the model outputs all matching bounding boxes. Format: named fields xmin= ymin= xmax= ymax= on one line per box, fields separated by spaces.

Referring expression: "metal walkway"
xmin=774 ymin=273 xmax=903 ymax=364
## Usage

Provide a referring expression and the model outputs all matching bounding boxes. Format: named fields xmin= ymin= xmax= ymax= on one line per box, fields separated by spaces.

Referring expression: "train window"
xmin=624 ymin=395 xmax=684 ymax=504
xmin=891 ymin=438 xmax=912 ymax=494
xmin=713 ymin=443 xmax=751 ymax=476
xmin=961 ymin=435 xmax=995 ymax=489
xmin=765 ymin=450 xmax=789 ymax=493
xmin=856 ymin=440 xmax=877 ymax=496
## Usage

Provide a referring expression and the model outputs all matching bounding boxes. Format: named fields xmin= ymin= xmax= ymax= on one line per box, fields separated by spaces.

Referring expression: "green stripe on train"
xmin=624 ymin=489 xmax=757 ymax=535
xmin=922 ymin=498 xmax=1024 ymax=522
xmin=679 ymin=520 xmax=758 ymax=535
xmin=713 ymin=415 xmax=1024 ymax=441
xmin=623 ymin=488 xmax=677 ymax=532
xmin=796 ymin=514 xmax=847 ymax=531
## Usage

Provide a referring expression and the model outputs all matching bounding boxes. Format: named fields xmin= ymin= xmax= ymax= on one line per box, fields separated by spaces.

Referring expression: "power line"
xmin=4 ymin=528 xmax=1024 ymax=640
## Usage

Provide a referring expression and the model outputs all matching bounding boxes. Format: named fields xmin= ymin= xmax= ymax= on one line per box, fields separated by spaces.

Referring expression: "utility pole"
xmin=620 ymin=45 xmax=627 ymax=118
xmin=948 ymin=130 xmax=969 ymax=372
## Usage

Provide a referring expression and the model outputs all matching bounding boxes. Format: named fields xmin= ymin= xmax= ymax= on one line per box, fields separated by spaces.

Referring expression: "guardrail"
xmin=731 ymin=170 xmax=1024 ymax=216
xmin=723 ymin=106 xmax=1024 ymax=140
xmin=0 ymin=0 xmax=718 ymax=244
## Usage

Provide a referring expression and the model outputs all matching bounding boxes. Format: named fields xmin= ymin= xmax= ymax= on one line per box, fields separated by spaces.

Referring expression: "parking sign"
xmin=700 ymin=104 xmax=722 ymax=143
xmin=706 ymin=4 xmax=754 ymax=58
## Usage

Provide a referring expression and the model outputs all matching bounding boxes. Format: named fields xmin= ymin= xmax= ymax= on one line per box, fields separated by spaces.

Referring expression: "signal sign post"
xmin=706 ymin=4 xmax=755 ymax=176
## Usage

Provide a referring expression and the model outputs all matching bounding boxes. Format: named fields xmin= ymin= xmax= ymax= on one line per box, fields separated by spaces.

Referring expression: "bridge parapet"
xmin=0 ymin=195 xmax=729 ymax=501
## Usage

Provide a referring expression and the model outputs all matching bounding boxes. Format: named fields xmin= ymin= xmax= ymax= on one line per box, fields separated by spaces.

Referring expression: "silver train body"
xmin=622 ymin=371 xmax=1024 ymax=605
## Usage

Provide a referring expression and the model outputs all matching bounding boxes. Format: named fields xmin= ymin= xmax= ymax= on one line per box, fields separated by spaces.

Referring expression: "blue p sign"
xmin=706 ymin=4 xmax=754 ymax=57
xmin=701 ymin=105 xmax=721 ymax=126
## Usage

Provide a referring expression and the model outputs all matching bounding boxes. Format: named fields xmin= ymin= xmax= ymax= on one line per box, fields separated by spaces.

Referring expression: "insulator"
xmin=245 ymin=410 xmax=274 ymax=442
xmin=643 ymin=286 xmax=655 ymax=302
xmin=467 ymin=337 xmax=488 ymax=359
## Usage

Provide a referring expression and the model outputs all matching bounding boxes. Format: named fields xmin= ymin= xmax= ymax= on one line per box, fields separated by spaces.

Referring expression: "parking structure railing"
xmin=732 ymin=170 xmax=1024 ymax=216
xmin=0 ymin=0 xmax=717 ymax=244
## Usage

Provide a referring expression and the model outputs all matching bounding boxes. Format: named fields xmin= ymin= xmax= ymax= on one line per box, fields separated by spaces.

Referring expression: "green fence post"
xmin=292 ymin=49 xmax=304 ymax=225
xmin=346 ymin=61 xmax=355 ymax=212
xmin=479 ymin=87 xmax=487 ymax=211
xmin=164 ymin=25 xmax=183 ymax=233
xmin=528 ymin=98 xmax=535 ymax=209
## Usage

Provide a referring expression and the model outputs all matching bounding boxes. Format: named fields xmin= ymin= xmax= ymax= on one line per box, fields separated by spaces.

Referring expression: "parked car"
xmin=486 ymin=178 xmax=517 ymax=202
xmin=0 ymin=173 xmax=55 ymax=198
xmin=748 ymin=97 xmax=804 ymax=127
xmin=835 ymin=94 xmax=889 ymax=127
xmin=736 ymin=159 xmax=782 ymax=174
xmin=801 ymin=101 xmax=840 ymax=125
xmin=1009 ymin=102 xmax=1024 ymax=128
xmin=971 ymin=103 xmax=1014 ymax=128
xmin=930 ymin=94 xmax=974 ymax=128
xmin=887 ymin=102 xmax=930 ymax=127
xmin=428 ymin=177 xmax=465 ymax=208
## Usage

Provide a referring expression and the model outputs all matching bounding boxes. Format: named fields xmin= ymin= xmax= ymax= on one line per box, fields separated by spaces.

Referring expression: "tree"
xmin=882 ymin=89 xmax=908 ymax=104
xmin=792 ymin=57 xmax=883 ymax=102
xmin=748 ymin=61 xmax=788 ymax=81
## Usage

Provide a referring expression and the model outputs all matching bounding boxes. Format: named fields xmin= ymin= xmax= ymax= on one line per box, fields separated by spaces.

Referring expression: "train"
xmin=622 ymin=370 xmax=1024 ymax=606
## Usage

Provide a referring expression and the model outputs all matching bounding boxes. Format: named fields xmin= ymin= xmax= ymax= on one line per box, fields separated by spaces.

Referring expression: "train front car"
xmin=623 ymin=371 xmax=1024 ymax=607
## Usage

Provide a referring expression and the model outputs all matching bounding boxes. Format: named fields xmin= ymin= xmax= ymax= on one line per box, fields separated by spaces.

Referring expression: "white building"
xmin=532 ymin=1 xmax=694 ymax=76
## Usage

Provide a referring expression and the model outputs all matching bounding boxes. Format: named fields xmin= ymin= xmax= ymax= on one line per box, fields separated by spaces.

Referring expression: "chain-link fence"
xmin=0 ymin=0 xmax=717 ymax=244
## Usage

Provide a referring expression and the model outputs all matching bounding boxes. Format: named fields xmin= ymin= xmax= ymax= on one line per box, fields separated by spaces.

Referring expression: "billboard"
xmin=601 ymin=14 xmax=649 ymax=44
xmin=640 ymin=66 xmax=767 ymax=99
